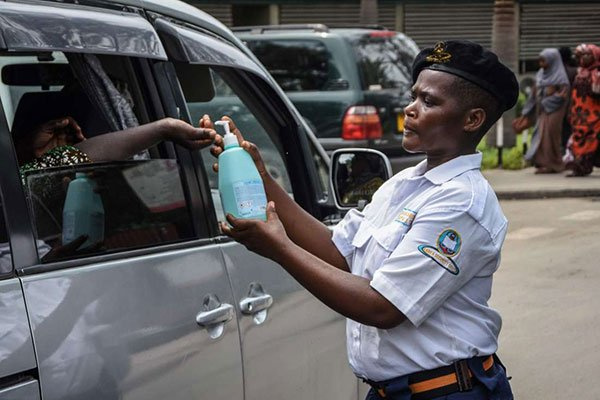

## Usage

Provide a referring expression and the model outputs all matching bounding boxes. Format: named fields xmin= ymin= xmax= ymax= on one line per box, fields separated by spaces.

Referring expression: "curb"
xmin=496 ymin=189 xmax=600 ymax=200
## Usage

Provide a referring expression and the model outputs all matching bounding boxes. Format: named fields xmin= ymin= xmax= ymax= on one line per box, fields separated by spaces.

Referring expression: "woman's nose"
xmin=404 ymin=102 xmax=416 ymax=118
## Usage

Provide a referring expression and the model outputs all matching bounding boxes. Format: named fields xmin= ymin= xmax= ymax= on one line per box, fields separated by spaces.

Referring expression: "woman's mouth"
xmin=403 ymin=125 xmax=417 ymax=136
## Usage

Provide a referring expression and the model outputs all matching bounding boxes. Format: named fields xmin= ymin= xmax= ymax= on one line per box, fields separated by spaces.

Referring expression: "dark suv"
xmin=235 ymin=24 xmax=422 ymax=164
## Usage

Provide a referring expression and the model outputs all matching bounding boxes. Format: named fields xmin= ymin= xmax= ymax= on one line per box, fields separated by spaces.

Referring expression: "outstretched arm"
xmin=205 ymin=115 xmax=349 ymax=272
xmin=75 ymin=118 xmax=215 ymax=161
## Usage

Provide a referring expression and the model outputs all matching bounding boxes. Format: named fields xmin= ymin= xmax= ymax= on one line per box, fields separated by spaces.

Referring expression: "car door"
xmin=152 ymin=18 xmax=357 ymax=400
xmin=0 ymin=3 xmax=243 ymax=399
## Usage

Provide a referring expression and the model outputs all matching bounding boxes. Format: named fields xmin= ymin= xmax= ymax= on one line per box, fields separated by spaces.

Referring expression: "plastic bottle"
xmin=216 ymin=121 xmax=267 ymax=221
xmin=62 ymin=172 xmax=105 ymax=248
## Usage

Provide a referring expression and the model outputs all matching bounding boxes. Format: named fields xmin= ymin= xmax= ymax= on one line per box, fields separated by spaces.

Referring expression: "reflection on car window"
xmin=24 ymin=161 xmax=195 ymax=262
xmin=0 ymin=201 xmax=12 ymax=274
xmin=350 ymin=33 xmax=419 ymax=90
xmin=182 ymin=67 xmax=293 ymax=221
xmin=245 ymin=40 xmax=345 ymax=92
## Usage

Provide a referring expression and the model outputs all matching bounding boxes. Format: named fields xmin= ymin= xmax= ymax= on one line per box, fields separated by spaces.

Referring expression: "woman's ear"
xmin=464 ymin=108 xmax=486 ymax=134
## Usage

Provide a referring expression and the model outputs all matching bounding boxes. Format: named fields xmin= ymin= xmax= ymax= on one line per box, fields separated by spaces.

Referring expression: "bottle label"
xmin=233 ymin=179 xmax=267 ymax=218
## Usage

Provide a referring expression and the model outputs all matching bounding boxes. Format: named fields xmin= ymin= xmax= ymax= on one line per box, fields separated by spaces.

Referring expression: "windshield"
xmin=350 ymin=33 xmax=419 ymax=91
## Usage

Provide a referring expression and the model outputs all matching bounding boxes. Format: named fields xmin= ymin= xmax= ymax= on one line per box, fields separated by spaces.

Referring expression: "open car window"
xmin=2 ymin=51 xmax=199 ymax=264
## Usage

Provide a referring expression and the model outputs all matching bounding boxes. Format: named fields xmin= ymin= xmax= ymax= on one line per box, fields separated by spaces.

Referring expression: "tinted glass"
xmin=2 ymin=53 xmax=197 ymax=263
xmin=350 ymin=33 xmax=418 ymax=90
xmin=245 ymin=39 xmax=346 ymax=91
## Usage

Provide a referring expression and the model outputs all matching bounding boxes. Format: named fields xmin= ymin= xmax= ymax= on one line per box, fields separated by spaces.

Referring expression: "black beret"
xmin=412 ymin=40 xmax=519 ymax=111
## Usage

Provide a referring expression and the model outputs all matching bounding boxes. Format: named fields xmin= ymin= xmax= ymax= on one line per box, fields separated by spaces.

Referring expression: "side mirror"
xmin=330 ymin=149 xmax=392 ymax=210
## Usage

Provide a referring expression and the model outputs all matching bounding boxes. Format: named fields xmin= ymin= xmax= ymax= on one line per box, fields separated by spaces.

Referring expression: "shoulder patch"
xmin=395 ymin=208 xmax=416 ymax=227
xmin=418 ymin=245 xmax=459 ymax=275
xmin=437 ymin=229 xmax=461 ymax=257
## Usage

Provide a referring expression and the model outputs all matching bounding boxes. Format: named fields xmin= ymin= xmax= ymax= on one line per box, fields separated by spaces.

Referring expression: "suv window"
xmin=244 ymin=40 xmax=345 ymax=92
xmin=349 ymin=33 xmax=418 ymax=90
xmin=2 ymin=52 xmax=197 ymax=263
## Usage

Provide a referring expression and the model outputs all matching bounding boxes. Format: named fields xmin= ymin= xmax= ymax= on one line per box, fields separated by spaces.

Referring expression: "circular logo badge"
xmin=437 ymin=229 xmax=461 ymax=257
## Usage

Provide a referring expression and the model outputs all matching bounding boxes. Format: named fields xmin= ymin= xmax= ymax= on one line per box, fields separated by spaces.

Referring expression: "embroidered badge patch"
xmin=437 ymin=229 xmax=461 ymax=257
xmin=394 ymin=208 xmax=416 ymax=227
xmin=425 ymin=42 xmax=452 ymax=63
xmin=418 ymin=245 xmax=459 ymax=275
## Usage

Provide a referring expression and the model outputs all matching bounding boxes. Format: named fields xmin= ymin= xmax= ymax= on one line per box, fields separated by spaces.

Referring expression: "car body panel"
xmin=0 ymin=379 xmax=40 ymax=400
xmin=21 ymin=245 xmax=244 ymax=400
xmin=0 ymin=279 xmax=37 ymax=376
xmin=218 ymin=241 xmax=357 ymax=400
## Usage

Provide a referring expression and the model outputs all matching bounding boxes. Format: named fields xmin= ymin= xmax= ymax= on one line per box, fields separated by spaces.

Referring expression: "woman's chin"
xmin=402 ymin=136 xmax=422 ymax=153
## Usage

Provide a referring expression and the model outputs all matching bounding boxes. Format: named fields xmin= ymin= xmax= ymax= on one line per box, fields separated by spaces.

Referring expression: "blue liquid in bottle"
xmin=62 ymin=172 xmax=105 ymax=247
xmin=216 ymin=121 xmax=267 ymax=221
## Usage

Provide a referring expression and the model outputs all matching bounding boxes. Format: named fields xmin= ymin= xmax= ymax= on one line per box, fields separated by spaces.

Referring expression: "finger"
xmin=212 ymin=162 xmax=219 ymax=173
xmin=225 ymin=214 xmax=253 ymax=231
xmin=65 ymin=117 xmax=85 ymax=142
xmin=200 ymin=114 xmax=213 ymax=130
xmin=266 ymin=201 xmax=279 ymax=222
xmin=220 ymin=116 xmax=245 ymax=144
xmin=210 ymin=144 xmax=223 ymax=158
xmin=240 ymin=141 xmax=268 ymax=176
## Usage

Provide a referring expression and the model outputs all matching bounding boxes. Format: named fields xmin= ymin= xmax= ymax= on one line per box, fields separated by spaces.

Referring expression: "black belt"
xmin=364 ymin=355 xmax=496 ymax=400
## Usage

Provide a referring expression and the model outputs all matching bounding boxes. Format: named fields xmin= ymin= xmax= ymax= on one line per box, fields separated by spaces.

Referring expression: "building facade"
xmin=185 ymin=0 xmax=600 ymax=73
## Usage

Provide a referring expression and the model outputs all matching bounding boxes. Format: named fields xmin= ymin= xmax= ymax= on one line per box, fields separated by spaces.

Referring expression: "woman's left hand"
xmin=220 ymin=201 xmax=290 ymax=262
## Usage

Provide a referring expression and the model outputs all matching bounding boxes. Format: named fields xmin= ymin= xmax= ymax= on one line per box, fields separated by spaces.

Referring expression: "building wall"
xmin=188 ymin=0 xmax=600 ymax=71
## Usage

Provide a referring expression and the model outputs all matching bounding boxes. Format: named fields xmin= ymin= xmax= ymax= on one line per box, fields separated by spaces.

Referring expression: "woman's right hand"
xmin=202 ymin=115 xmax=269 ymax=179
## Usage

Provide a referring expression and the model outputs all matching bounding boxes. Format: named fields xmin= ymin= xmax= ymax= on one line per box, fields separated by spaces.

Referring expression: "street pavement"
xmin=491 ymin=197 xmax=600 ymax=400
xmin=483 ymin=167 xmax=600 ymax=200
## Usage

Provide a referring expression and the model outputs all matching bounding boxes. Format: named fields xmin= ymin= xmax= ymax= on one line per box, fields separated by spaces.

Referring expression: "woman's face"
xmin=539 ymin=57 xmax=549 ymax=70
xmin=402 ymin=70 xmax=468 ymax=156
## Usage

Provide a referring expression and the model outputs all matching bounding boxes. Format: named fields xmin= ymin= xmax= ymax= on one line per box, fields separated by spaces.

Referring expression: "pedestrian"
xmin=564 ymin=44 xmax=600 ymax=176
xmin=211 ymin=40 xmax=516 ymax=400
xmin=559 ymin=46 xmax=578 ymax=149
xmin=521 ymin=48 xmax=570 ymax=174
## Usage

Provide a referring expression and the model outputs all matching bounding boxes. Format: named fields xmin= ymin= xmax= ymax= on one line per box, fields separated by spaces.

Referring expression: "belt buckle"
xmin=453 ymin=359 xmax=473 ymax=392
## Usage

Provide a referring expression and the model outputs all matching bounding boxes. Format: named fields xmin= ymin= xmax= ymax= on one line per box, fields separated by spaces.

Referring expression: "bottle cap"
xmin=216 ymin=120 xmax=239 ymax=148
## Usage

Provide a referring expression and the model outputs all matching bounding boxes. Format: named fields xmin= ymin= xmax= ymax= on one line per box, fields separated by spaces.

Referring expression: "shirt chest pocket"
xmin=351 ymin=221 xmax=409 ymax=253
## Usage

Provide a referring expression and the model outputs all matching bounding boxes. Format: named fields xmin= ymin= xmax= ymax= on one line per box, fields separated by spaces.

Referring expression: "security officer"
xmin=214 ymin=40 xmax=517 ymax=400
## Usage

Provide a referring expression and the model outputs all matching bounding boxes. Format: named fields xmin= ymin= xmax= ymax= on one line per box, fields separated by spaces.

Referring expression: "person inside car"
xmin=15 ymin=116 xmax=215 ymax=174
xmin=210 ymin=40 xmax=518 ymax=400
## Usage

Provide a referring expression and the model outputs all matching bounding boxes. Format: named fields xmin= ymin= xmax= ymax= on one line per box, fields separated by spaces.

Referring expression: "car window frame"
xmin=153 ymin=17 xmax=329 ymax=227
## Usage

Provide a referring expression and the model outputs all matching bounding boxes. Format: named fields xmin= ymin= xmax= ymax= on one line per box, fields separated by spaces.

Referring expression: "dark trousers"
xmin=365 ymin=358 xmax=513 ymax=400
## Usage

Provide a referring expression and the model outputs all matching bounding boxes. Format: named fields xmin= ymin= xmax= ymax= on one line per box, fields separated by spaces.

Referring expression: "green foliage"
xmin=477 ymin=133 xmax=530 ymax=170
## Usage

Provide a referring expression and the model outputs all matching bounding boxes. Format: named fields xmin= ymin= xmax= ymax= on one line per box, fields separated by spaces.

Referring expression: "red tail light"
xmin=342 ymin=106 xmax=382 ymax=140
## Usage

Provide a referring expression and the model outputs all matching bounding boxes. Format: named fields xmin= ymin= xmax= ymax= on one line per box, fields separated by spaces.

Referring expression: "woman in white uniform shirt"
xmin=212 ymin=40 xmax=517 ymax=400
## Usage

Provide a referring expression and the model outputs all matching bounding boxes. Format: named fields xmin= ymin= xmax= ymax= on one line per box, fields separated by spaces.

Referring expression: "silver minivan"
xmin=0 ymin=1 xmax=388 ymax=399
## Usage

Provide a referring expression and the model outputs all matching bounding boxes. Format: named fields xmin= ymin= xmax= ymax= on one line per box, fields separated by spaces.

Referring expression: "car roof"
xmin=234 ymin=25 xmax=409 ymax=41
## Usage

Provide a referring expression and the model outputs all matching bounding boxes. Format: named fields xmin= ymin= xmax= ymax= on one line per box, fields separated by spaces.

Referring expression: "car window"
xmin=181 ymin=67 xmax=294 ymax=221
xmin=244 ymin=39 xmax=346 ymax=92
xmin=349 ymin=33 xmax=419 ymax=91
xmin=2 ymin=52 xmax=198 ymax=263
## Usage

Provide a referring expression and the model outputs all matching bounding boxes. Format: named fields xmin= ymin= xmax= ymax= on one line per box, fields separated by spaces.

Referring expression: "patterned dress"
xmin=20 ymin=145 xmax=91 ymax=182
xmin=566 ymin=45 xmax=600 ymax=176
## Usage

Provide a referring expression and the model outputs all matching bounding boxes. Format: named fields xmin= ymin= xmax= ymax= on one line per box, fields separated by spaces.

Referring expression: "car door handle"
xmin=196 ymin=303 xmax=235 ymax=326
xmin=239 ymin=294 xmax=273 ymax=315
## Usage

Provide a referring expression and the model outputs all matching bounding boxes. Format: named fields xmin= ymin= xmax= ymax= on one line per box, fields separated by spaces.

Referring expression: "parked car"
xmin=234 ymin=24 xmax=422 ymax=164
xmin=0 ymin=1 xmax=389 ymax=399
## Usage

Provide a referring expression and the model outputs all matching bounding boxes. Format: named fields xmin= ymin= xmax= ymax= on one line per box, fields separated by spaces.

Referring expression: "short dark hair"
xmin=448 ymin=75 xmax=503 ymax=140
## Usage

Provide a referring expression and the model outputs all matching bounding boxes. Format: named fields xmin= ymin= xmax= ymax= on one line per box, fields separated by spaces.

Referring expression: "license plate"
xmin=397 ymin=114 xmax=405 ymax=133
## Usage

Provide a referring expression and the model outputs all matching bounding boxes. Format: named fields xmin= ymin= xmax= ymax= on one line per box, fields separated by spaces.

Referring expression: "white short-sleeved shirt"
xmin=332 ymin=152 xmax=507 ymax=381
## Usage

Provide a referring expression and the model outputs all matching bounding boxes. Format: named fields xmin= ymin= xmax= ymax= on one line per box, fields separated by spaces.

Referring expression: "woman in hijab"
xmin=520 ymin=48 xmax=571 ymax=173
xmin=564 ymin=44 xmax=600 ymax=176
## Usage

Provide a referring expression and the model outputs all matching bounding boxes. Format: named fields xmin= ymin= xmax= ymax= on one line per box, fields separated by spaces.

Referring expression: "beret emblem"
xmin=425 ymin=42 xmax=452 ymax=63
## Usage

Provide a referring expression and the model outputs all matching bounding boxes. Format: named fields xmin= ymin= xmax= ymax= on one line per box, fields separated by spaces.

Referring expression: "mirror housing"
xmin=330 ymin=148 xmax=392 ymax=210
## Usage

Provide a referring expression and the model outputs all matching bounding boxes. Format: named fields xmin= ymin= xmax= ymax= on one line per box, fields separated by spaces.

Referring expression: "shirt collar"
xmin=409 ymin=152 xmax=482 ymax=185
